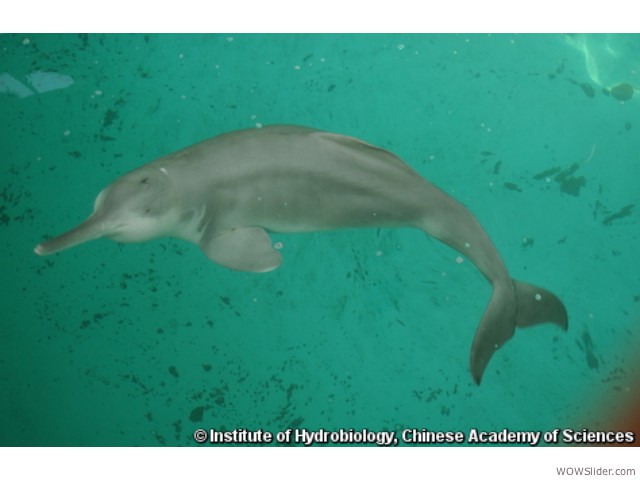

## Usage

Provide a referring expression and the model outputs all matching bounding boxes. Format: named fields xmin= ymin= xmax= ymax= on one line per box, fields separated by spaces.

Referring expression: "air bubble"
xmin=274 ymin=242 xmax=283 ymax=250
xmin=534 ymin=293 xmax=542 ymax=301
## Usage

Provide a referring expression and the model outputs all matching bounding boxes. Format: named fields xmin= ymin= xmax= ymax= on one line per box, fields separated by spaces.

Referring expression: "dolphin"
xmin=34 ymin=125 xmax=568 ymax=384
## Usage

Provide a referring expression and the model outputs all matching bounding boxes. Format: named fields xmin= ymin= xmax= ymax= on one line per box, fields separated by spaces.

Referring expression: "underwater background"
xmin=0 ymin=33 xmax=638 ymax=446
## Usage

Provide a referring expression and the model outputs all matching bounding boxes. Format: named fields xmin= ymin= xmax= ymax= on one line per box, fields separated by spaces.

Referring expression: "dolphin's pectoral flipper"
xmin=199 ymin=227 xmax=283 ymax=273
xmin=470 ymin=280 xmax=569 ymax=384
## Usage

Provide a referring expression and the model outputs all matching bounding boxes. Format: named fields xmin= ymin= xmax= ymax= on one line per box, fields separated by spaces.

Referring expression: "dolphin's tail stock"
xmin=470 ymin=279 xmax=568 ymax=385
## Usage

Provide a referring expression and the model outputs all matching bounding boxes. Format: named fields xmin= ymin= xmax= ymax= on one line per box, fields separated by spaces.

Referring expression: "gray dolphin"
xmin=34 ymin=125 xmax=568 ymax=384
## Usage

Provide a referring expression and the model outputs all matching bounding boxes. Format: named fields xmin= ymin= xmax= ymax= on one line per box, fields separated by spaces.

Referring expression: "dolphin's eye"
xmin=140 ymin=177 xmax=150 ymax=185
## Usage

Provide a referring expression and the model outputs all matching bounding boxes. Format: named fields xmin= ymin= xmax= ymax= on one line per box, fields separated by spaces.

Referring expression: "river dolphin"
xmin=34 ymin=125 xmax=568 ymax=384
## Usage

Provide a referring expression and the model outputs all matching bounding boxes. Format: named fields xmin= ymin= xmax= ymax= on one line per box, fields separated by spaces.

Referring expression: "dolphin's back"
xmin=158 ymin=126 xmax=435 ymax=233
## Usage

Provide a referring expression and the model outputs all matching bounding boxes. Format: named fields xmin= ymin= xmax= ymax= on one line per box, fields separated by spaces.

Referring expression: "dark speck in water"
xmin=580 ymin=83 xmax=595 ymax=98
xmin=189 ymin=406 xmax=205 ymax=422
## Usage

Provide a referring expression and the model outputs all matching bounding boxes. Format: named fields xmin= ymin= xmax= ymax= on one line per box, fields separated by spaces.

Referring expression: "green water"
xmin=1 ymin=33 xmax=638 ymax=446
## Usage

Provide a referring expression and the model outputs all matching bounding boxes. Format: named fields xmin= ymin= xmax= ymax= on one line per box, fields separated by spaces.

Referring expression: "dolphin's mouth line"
xmin=102 ymin=221 xmax=131 ymax=238
xmin=103 ymin=221 xmax=124 ymax=232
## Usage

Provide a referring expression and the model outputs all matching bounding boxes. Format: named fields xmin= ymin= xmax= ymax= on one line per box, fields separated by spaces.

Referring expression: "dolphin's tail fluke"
xmin=512 ymin=280 xmax=568 ymax=331
xmin=470 ymin=279 xmax=568 ymax=385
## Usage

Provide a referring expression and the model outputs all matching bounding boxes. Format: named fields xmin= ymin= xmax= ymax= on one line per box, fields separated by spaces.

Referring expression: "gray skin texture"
xmin=34 ymin=125 xmax=568 ymax=384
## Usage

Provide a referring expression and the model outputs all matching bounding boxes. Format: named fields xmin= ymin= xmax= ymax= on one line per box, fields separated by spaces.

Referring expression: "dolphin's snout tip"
xmin=34 ymin=243 xmax=51 ymax=256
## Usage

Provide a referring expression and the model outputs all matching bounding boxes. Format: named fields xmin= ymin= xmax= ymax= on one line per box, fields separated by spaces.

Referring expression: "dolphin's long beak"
xmin=34 ymin=215 xmax=106 ymax=256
